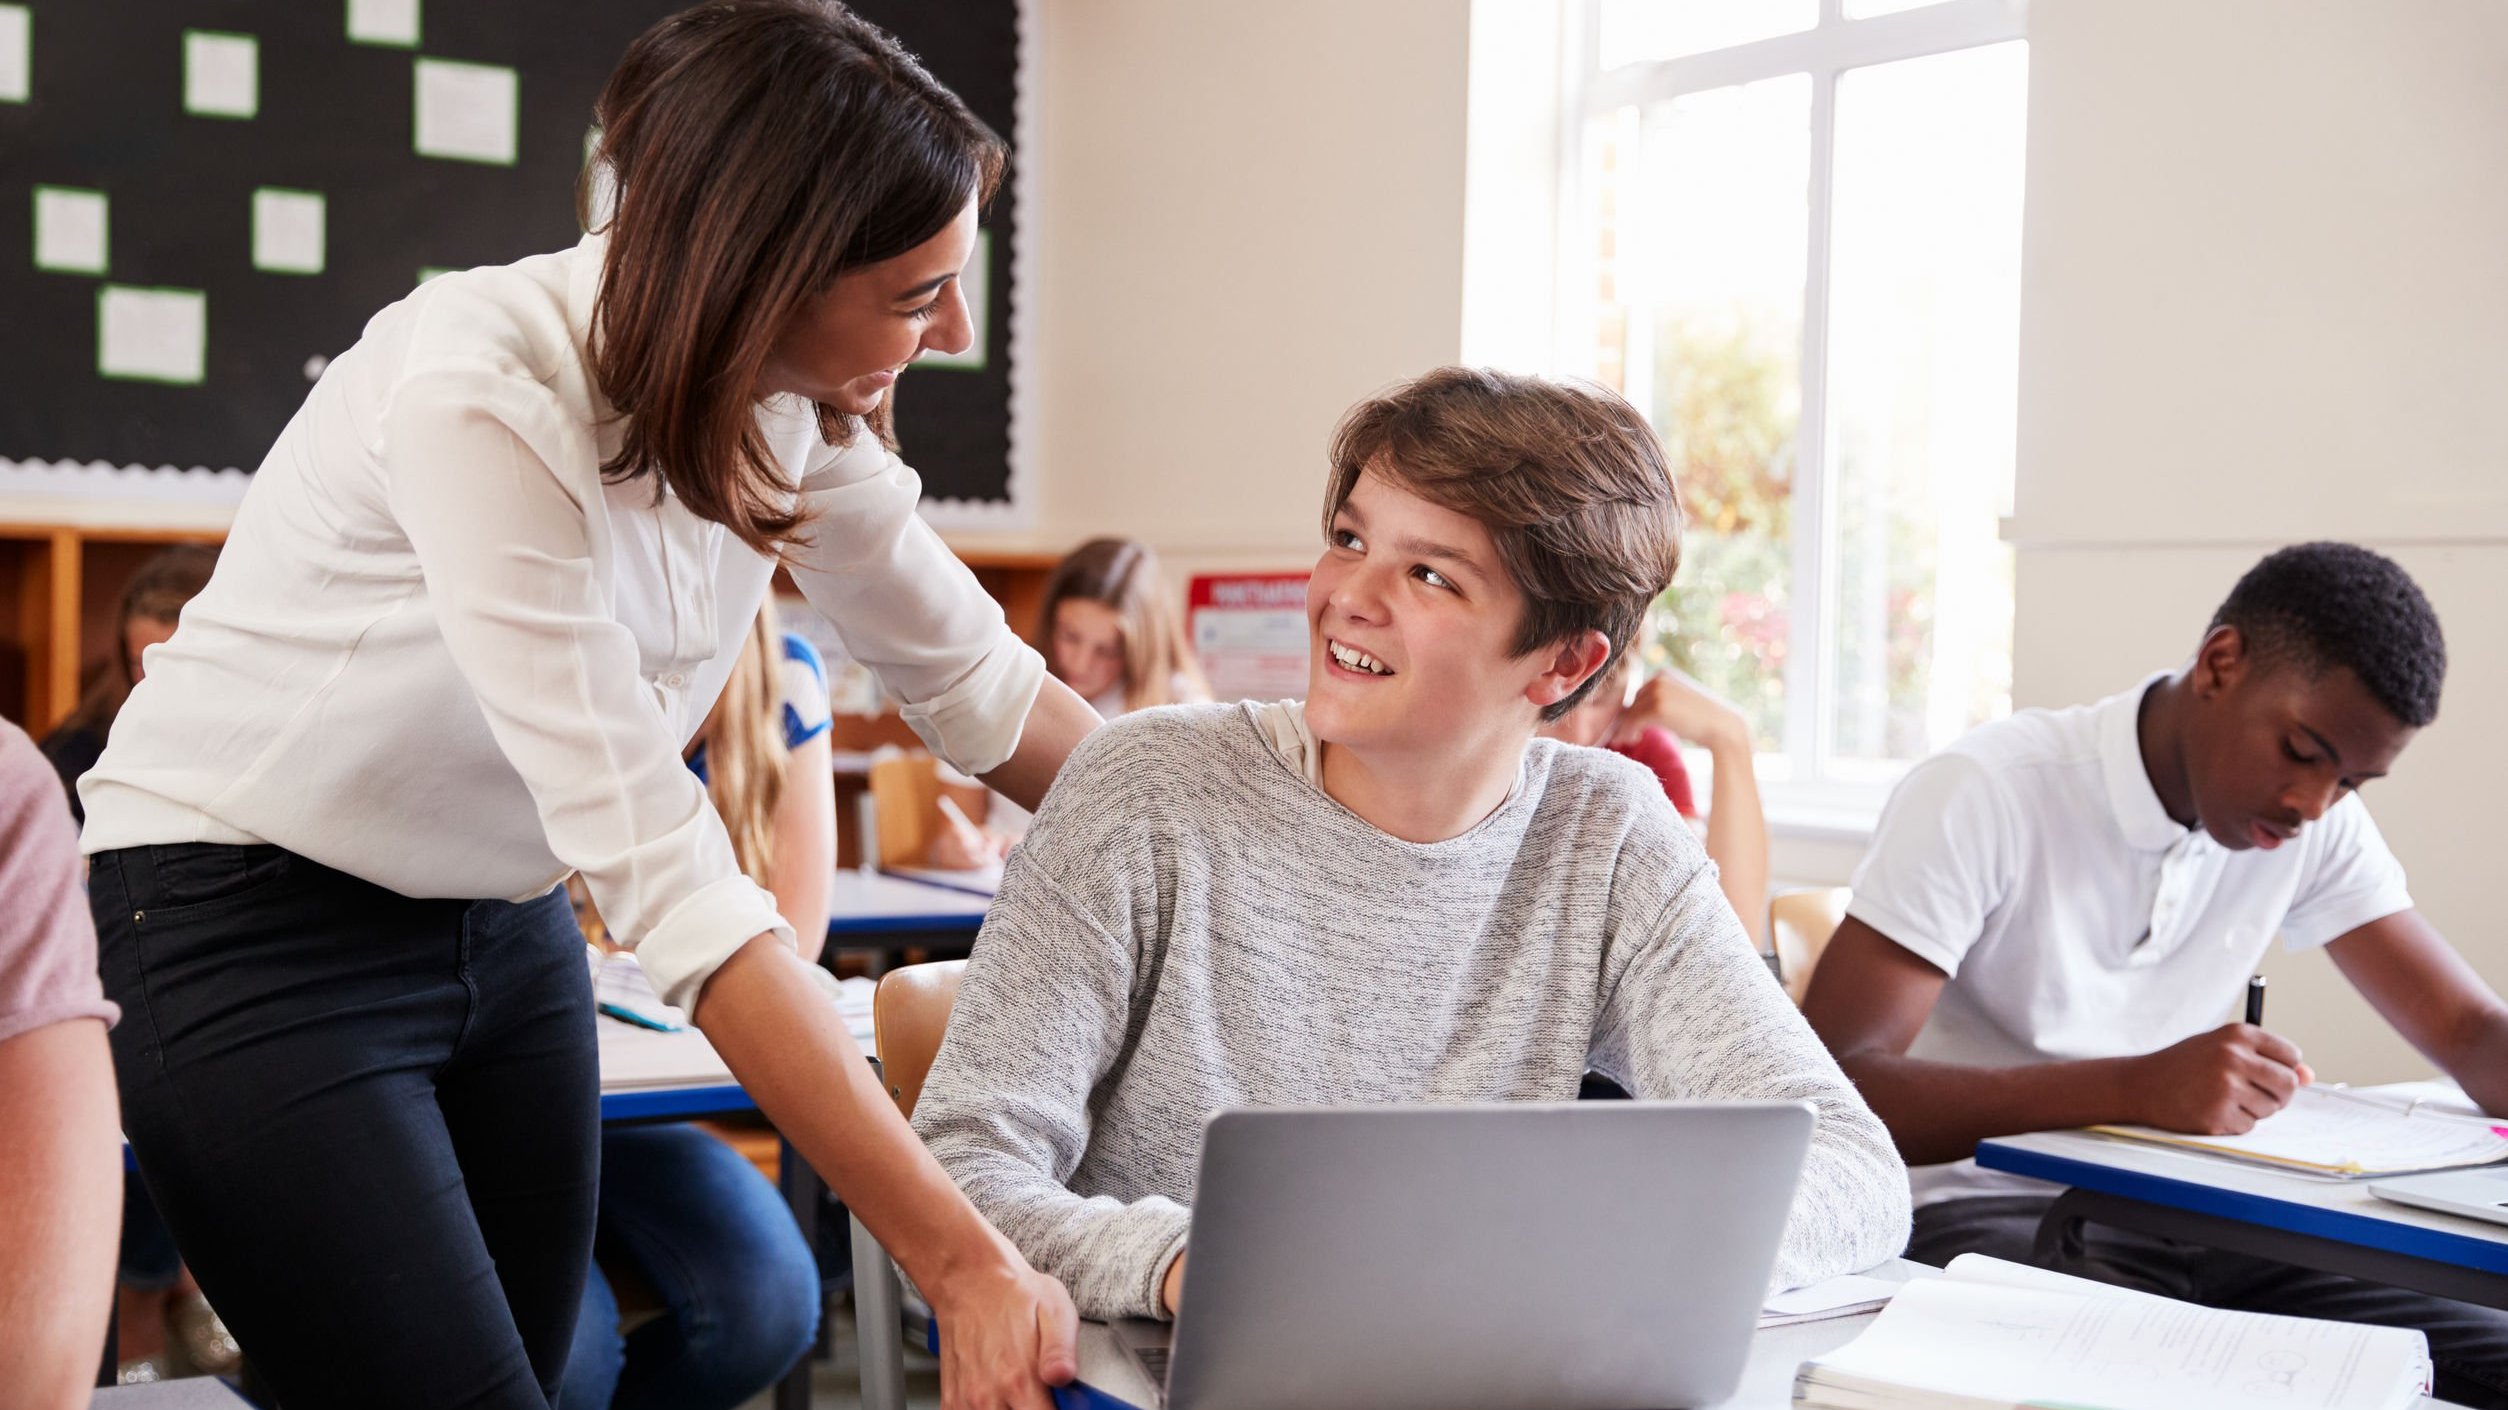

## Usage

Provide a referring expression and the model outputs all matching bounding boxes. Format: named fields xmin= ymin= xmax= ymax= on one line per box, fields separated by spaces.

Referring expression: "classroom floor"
xmin=735 ymin=1298 xmax=944 ymax=1410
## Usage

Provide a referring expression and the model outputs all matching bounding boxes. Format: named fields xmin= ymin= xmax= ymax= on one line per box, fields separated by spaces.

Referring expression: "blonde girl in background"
xmin=564 ymin=601 xmax=836 ymax=1410
xmin=927 ymin=538 xmax=1209 ymax=869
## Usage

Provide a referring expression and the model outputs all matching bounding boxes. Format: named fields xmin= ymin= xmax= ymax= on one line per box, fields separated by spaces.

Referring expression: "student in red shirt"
xmin=1544 ymin=656 xmax=1770 ymax=949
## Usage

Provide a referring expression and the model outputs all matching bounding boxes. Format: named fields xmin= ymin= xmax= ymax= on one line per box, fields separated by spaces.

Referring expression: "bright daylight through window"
xmin=1564 ymin=0 xmax=2027 ymax=812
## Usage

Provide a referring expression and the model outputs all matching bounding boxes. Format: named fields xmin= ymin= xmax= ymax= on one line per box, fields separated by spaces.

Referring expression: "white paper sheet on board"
xmin=34 ymin=188 xmax=108 ymax=274
xmin=184 ymin=30 xmax=258 ymax=118
xmin=0 ymin=5 xmax=31 ymax=104
xmin=252 ymin=189 xmax=326 ymax=274
xmin=346 ymin=0 xmax=421 ymax=47
xmin=99 ymin=286 xmax=208 ymax=385
xmin=414 ymin=57 xmax=518 ymax=165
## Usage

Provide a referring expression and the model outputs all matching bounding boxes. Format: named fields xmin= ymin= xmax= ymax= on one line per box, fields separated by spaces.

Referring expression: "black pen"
xmin=2246 ymin=974 xmax=2267 ymax=1027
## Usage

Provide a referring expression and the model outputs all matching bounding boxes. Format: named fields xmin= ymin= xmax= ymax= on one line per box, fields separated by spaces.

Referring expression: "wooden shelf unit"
xmin=1 ymin=523 xmax=228 ymax=734
xmin=0 ymin=517 xmax=1065 ymax=739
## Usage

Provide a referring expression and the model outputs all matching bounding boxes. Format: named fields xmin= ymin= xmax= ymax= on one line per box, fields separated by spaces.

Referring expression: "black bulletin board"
xmin=0 ymin=0 xmax=1021 ymax=506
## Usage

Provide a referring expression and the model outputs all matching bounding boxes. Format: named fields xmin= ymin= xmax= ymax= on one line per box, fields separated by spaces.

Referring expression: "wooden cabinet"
xmin=1 ymin=523 xmax=227 ymax=734
xmin=0 ymin=517 xmax=1064 ymax=736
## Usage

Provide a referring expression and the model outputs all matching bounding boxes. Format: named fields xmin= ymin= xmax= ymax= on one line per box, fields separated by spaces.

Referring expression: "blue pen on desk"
xmin=2245 ymin=974 xmax=2267 ymax=1027
xmin=599 ymin=1001 xmax=683 ymax=1033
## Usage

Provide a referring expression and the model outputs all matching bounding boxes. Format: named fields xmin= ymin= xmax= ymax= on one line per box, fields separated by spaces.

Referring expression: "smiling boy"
xmin=910 ymin=367 xmax=1910 ymax=1323
xmin=1802 ymin=543 xmax=2508 ymax=1407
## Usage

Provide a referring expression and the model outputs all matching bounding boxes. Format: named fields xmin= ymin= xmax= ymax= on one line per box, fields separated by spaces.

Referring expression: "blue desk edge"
xmin=1975 ymin=1137 xmax=2508 ymax=1275
xmin=596 ymin=1084 xmax=755 ymax=1122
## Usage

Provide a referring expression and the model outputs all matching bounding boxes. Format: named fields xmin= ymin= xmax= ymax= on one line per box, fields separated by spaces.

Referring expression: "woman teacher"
xmin=78 ymin=4 xmax=1090 ymax=1406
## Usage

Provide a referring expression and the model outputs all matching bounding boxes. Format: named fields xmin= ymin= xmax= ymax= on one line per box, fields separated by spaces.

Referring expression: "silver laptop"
xmin=2371 ymin=1168 xmax=2508 ymax=1227
xmin=1111 ymin=1100 xmax=1815 ymax=1410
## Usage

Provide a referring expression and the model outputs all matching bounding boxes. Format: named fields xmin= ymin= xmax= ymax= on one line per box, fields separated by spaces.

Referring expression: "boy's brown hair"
xmin=1323 ymin=367 xmax=1682 ymax=721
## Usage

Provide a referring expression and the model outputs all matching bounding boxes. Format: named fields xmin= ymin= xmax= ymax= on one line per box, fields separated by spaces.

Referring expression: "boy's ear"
xmin=1527 ymin=630 xmax=1614 ymax=710
xmin=2192 ymin=624 xmax=2248 ymax=700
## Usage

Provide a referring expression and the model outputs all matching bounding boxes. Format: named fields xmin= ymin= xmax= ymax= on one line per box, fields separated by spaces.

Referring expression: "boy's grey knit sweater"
xmin=912 ymin=702 xmax=1910 ymax=1322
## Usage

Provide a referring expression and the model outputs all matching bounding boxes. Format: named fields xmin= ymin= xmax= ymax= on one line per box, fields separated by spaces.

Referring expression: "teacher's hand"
xmin=929 ymin=1252 xmax=1079 ymax=1410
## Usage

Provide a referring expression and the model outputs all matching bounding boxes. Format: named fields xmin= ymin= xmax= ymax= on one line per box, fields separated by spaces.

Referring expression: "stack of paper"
xmin=2090 ymin=1083 xmax=2508 ymax=1177
xmin=1794 ymin=1256 xmax=2430 ymax=1410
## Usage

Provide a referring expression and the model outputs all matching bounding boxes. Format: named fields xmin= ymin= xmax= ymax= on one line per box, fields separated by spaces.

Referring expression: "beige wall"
xmin=2010 ymin=0 xmax=2508 ymax=1080
xmin=979 ymin=0 xmax=1473 ymax=583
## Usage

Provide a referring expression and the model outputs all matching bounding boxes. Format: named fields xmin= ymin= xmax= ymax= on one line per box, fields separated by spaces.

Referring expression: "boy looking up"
xmin=1803 ymin=543 xmax=2508 ymax=1407
xmin=912 ymin=367 xmax=1910 ymax=1323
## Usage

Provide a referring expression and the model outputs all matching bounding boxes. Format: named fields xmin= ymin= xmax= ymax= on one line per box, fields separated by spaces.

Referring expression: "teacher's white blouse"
xmin=80 ymin=233 xmax=1045 ymax=1012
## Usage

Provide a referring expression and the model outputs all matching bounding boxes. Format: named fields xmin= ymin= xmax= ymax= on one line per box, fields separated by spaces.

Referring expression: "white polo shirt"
xmin=1847 ymin=673 xmax=2415 ymax=1205
xmin=80 ymin=233 xmax=1045 ymax=1013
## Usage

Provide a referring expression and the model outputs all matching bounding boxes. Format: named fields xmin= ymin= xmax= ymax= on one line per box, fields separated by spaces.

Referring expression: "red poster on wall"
xmin=1187 ymin=572 xmax=1312 ymax=703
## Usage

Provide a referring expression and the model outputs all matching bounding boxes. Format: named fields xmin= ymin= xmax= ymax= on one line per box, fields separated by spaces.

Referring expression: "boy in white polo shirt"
xmin=1805 ymin=542 xmax=2508 ymax=1407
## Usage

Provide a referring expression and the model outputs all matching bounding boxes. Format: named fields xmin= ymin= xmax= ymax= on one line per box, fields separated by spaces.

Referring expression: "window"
xmin=1560 ymin=0 xmax=2028 ymax=814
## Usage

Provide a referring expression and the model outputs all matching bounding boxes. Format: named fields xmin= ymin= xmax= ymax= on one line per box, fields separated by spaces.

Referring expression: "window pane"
xmin=1597 ymin=0 xmax=1816 ymax=69
xmin=1822 ymin=41 xmax=2027 ymax=769
xmin=1590 ymin=77 xmax=1810 ymax=751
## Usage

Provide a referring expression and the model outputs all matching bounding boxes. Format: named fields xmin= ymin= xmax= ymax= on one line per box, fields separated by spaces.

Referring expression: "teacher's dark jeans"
xmin=94 ymin=844 xmax=599 ymax=1408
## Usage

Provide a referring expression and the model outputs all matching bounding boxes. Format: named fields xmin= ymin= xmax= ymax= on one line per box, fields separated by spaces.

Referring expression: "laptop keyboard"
xmin=1132 ymin=1344 xmax=1171 ymax=1384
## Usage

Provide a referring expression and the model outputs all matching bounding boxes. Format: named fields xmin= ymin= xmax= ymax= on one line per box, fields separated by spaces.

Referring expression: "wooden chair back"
xmin=1769 ymin=886 xmax=1852 ymax=1006
xmin=868 ymin=752 xmax=942 ymax=870
xmin=872 ymin=959 xmax=968 ymax=1117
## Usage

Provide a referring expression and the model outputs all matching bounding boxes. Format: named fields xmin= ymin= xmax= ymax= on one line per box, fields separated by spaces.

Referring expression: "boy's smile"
xmin=1302 ymin=469 xmax=1612 ymax=843
xmin=1304 ymin=470 xmax=1531 ymax=760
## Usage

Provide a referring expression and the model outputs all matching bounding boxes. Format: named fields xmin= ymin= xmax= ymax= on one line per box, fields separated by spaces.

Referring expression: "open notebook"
xmin=1794 ymin=1255 xmax=2431 ymax=1410
xmin=2088 ymin=1083 xmax=2508 ymax=1178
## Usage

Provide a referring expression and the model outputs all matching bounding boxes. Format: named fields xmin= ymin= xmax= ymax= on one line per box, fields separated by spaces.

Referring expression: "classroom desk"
xmin=1040 ymin=1256 xmax=2471 ymax=1410
xmin=1045 ymin=1290 xmax=1920 ymax=1409
xmin=825 ymin=868 xmax=992 ymax=974
xmin=1976 ymin=1128 xmax=2508 ymax=1310
xmin=596 ymin=1008 xmax=868 ymax=1410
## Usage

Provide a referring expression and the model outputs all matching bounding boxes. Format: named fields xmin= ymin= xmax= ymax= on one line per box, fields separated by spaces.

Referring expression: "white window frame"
xmin=1552 ymin=0 xmax=2028 ymax=829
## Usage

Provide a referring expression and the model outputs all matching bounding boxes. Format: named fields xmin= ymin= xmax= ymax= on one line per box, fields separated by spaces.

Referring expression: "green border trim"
xmin=0 ymin=5 xmax=32 ymax=105
xmin=345 ymin=0 xmax=422 ymax=49
xmin=416 ymin=265 xmax=457 ymax=285
xmin=96 ymin=284 xmax=208 ymax=386
xmin=182 ymin=28 xmax=259 ymax=120
xmin=251 ymin=186 xmax=326 ymax=275
xmin=32 ymin=184 xmax=108 ymax=275
xmin=411 ymin=56 xmax=518 ymax=167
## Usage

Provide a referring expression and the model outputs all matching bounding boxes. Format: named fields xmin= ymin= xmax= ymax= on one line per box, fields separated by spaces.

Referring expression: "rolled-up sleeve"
xmin=781 ymin=435 xmax=1046 ymax=777
xmin=381 ymin=365 xmax=792 ymax=1012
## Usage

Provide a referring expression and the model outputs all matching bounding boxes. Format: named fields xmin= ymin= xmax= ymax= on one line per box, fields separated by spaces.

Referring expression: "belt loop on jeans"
xmin=116 ymin=845 xmax=162 ymax=914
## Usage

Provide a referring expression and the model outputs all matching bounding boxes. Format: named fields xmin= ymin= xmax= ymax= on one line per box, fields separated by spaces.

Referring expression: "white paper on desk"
xmin=887 ymin=863 xmax=1004 ymax=897
xmin=591 ymin=949 xmax=686 ymax=1030
xmin=1759 ymin=1273 xmax=1901 ymax=1327
xmin=595 ymin=948 xmax=876 ymax=1048
xmin=597 ymin=1019 xmax=732 ymax=1089
xmin=1800 ymin=1273 xmax=2429 ymax=1410
xmin=2100 ymin=1085 xmax=2508 ymax=1176
xmin=2352 ymin=1080 xmax=2486 ymax=1122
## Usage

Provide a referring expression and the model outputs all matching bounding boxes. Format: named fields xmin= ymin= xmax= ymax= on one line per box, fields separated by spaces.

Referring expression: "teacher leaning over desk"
xmin=75 ymin=4 xmax=1095 ymax=1407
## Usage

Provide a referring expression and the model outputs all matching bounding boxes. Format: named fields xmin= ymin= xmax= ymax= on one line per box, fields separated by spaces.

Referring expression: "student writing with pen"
xmin=1802 ymin=544 xmax=2508 ymax=1408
